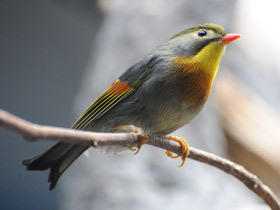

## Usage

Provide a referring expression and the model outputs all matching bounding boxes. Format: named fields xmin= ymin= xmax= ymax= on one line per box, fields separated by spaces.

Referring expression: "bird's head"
xmin=169 ymin=23 xmax=240 ymax=76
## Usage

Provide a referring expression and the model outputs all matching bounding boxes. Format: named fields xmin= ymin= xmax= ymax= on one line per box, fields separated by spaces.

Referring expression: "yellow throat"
xmin=173 ymin=41 xmax=227 ymax=104
xmin=174 ymin=41 xmax=227 ymax=80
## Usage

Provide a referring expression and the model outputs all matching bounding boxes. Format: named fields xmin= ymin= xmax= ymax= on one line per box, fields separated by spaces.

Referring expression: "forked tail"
xmin=22 ymin=142 xmax=89 ymax=190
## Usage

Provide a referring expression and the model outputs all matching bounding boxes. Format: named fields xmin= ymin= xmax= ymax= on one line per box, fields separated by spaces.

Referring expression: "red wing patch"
xmin=72 ymin=79 xmax=134 ymax=130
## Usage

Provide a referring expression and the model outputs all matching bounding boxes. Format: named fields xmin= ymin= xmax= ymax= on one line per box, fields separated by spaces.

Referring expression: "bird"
xmin=23 ymin=23 xmax=240 ymax=190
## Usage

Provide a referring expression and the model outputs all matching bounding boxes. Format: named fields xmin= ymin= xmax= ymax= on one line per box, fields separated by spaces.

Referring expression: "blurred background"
xmin=0 ymin=0 xmax=279 ymax=210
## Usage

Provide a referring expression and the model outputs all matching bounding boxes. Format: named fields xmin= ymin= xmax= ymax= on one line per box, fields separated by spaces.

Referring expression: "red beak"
xmin=221 ymin=33 xmax=241 ymax=44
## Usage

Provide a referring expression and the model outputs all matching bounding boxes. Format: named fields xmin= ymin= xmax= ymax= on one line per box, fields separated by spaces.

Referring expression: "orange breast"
xmin=173 ymin=56 xmax=214 ymax=107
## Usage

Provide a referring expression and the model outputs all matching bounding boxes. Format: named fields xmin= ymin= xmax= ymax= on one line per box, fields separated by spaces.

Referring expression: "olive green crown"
xmin=171 ymin=23 xmax=225 ymax=40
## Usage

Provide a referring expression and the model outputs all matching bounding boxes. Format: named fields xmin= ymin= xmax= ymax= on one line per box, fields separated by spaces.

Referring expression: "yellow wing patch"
xmin=72 ymin=79 xmax=134 ymax=130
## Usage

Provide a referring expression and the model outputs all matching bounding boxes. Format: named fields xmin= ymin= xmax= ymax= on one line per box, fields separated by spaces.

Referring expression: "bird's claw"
xmin=164 ymin=136 xmax=190 ymax=168
xmin=112 ymin=125 xmax=148 ymax=155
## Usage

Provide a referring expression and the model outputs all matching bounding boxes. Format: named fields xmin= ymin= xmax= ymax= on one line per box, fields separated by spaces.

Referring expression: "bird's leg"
xmin=164 ymin=136 xmax=190 ymax=168
xmin=112 ymin=125 xmax=148 ymax=155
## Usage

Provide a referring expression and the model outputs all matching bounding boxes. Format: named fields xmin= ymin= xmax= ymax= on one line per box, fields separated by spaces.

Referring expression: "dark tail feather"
xmin=22 ymin=143 xmax=73 ymax=170
xmin=22 ymin=142 xmax=89 ymax=190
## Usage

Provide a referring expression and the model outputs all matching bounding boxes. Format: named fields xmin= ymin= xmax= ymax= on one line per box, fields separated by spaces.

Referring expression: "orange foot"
xmin=112 ymin=125 xmax=148 ymax=155
xmin=164 ymin=136 xmax=190 ymax=168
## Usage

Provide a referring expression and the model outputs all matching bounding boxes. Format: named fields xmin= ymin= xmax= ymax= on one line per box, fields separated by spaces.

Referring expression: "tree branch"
xmin=0 ymin=109 xmax=279 ymax=210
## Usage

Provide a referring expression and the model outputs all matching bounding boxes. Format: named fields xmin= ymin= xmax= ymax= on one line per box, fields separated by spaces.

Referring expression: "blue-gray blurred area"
xmin=0 ymin=1 xmax=101 ymax=210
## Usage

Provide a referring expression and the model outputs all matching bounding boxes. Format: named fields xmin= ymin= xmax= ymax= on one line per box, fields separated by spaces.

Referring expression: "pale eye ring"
xmin=197 ymin=29 xmax=207 ymax=37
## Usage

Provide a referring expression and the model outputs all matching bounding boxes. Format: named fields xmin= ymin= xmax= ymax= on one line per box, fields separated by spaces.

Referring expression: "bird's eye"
xmin=197 ymin=30 xmax=207 ymax=37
